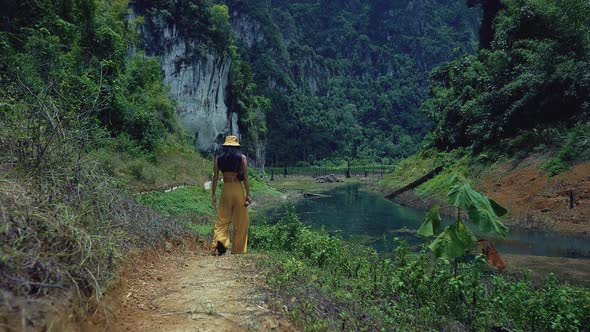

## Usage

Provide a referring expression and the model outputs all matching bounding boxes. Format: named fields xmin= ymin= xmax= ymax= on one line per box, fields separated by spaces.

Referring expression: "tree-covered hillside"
xmin=227 ymin=0 xmax=481 ymax=164
xmin=423 ymin=0 xmax=590 ymax=153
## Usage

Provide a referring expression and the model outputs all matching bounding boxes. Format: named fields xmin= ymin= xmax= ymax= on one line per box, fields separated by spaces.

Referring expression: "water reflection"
xmin=289 ymin=184 xmax=590 ymax=259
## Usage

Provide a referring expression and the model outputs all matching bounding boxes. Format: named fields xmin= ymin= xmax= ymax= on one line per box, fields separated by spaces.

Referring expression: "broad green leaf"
xmin=446 ymin=180 xmax=509 ymax=236
xmin=417 ymin=205 xmax=442 ymax=237
xmin=446 ymin=181 xmax=475 ymax=211
xmin=443 ymin=171 xmax=467 ymax=189
xmin=429 ymin=220 xmax=477 ymax=260
xmin=466 ymin=200 xmax=509 ymax=236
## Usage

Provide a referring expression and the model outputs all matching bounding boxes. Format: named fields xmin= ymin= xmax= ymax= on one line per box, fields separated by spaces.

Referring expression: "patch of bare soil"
xmin=391 ymin=158 xmax=590 ymax=235
xmin=476 ymin=159 xmax=590 ymax=235
xmin=106 ymin=242 xmax=296 ymax=332
xmin=503 ymin=254 xmax=590 ymax=287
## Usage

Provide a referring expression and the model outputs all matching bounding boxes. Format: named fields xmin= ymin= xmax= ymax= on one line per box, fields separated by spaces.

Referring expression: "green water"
xmin=284 ymin=184 xmax=590 ymax=258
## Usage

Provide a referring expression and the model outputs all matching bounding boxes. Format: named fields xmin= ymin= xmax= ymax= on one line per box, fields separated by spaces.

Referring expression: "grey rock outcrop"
xmin=315 ymin=174 xmax=342 ymax=183
xmin=231 ymin=11 xmax=264 ymax=48
xmin=133 ymin=11 xmax=239 ymax=153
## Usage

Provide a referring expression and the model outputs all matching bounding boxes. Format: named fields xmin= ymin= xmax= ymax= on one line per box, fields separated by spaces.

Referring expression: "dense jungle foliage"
xmin=227 ymin=0 xmax=481 ymax=163
xmin=422 ymin=0 xmax=590 ymax=153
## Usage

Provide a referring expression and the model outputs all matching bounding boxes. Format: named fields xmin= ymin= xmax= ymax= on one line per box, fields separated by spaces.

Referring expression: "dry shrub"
xmin=0 ymin=146 xmax=190 ymax=329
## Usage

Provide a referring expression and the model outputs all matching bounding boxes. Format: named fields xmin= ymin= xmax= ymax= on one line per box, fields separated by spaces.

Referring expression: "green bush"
xmin=541 ymin=123 xmax=590 ymax=175
xmin=295 ymin=161 xmax=311 ymax=167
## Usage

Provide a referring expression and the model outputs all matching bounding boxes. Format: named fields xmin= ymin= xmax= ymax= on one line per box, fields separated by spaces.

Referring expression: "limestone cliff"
xmin=132 ymin=9 xmax=239 ymax=153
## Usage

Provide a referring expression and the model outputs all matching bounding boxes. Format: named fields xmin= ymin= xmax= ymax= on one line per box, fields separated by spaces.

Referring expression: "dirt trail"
xmin=108 ymin=243 xmax=295 ymax=332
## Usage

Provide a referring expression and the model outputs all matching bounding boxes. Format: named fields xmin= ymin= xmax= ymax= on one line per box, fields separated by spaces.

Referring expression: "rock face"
xmin=315 ymin=174 xmax=342 ymax=183
xmin=230 ymin=11 xmax=264 ymax=48
xmin=134 ymin=11 xmax=239 ymax=153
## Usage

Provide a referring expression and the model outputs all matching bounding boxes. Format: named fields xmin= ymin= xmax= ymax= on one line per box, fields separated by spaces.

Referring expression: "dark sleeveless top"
xmin=218 ymin=154 xmax=242 ymax=173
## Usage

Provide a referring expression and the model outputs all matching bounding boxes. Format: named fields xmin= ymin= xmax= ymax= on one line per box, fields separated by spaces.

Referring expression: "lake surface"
xmin=287 ymin=184 xmax=590 ymax=258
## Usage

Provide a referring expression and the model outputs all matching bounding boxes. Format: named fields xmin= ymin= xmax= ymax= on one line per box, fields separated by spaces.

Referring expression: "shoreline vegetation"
xmin=248 ymin=203 xmax=590 ymax=331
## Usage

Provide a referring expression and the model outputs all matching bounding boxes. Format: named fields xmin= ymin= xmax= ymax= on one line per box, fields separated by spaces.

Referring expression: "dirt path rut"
xmin=109 ymin=244 xmax=295 ymax=332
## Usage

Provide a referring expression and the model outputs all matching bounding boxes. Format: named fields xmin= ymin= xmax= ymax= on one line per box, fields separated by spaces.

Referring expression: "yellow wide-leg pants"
xmin=212 ymin=181 xmax=250 ymax=254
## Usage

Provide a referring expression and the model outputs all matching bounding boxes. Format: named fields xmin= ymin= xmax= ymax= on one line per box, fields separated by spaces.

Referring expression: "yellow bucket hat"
xmin=222 ymin=135 xmax=240 ymax=146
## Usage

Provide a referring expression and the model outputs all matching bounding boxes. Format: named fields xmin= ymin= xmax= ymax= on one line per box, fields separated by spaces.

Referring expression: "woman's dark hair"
xmin=217 ymin=145 xmax=242 ymax=172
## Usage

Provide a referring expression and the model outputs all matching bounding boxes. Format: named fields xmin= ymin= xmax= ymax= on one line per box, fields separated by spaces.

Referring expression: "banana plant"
xmin=417 ymin=173 xmax=509 ymax=260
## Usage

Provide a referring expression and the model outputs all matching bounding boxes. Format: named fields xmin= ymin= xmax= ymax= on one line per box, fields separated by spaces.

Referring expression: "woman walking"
xmin=211 ymin=135 xmax=252 ymax=255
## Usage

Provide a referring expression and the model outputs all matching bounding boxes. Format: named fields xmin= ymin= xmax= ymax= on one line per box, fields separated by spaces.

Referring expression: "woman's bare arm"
xmin=212 ymin=157 xmax=219 ymax=209
xmin=242 ymin=155 xmax=252 ymax=204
